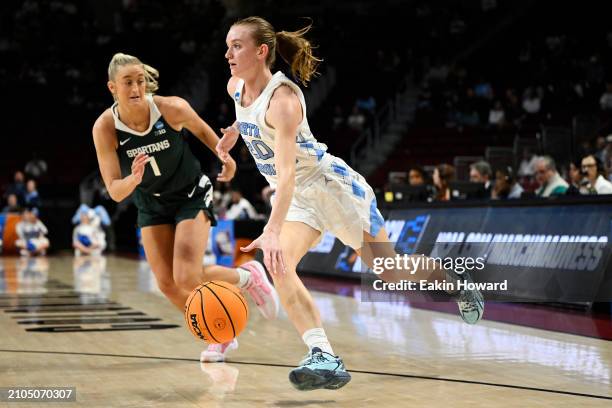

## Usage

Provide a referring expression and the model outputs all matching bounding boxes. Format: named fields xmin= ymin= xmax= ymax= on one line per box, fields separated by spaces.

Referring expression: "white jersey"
xmin=16 ymin=220 xmax=48 ymax=241
xmin=233 ymin=71 xmax=330 ymax=189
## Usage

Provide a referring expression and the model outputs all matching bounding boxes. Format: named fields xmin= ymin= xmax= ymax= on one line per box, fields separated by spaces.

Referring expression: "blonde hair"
xmin=233 ymin=16 xmax=322 ymax=86
xmin=107 ymin=53 xmax=159 ymax=95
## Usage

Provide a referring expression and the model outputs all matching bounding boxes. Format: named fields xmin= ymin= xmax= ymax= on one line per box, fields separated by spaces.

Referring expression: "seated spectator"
xmin=332 ymin=105 xmax=345 ymax=130
xmin=4 ymin=170 xmax=26 ymax=206
xmin=25 ymin=179 xmax=40 ymax=208
xmin=408 ymin=166 xmax=427 ymax=187
xmin=73 ymin=209 xmax=106 ymax=256
xmin=15 ymin=207 xmax=49 ymax=256
xmin=474 ymin=78 xmax=493 ymax=99
xmin=492 ymin=167 xmax=523 ymax=199
xmin=347 ymin=106 xmax=366 ymax=131
xmin=594 ymin=136 xmax=607 ymax=163
xmin=433 ymin=164 xmax=455 ymax=201
xmin=225 ymin=189 xmax=260 ymax=220
xmin=518 ymin=148 xmax=537 ymax=177
xmin=2 ymin=194 xmax=21 ymax=214
xmin=356 ymin=95 xmax=376 ymax=114
xmin=488 ymin=101 xmax=505 ymax=127
xmin=566 ymin=159 xmax=583 ymax=195
xmin=580 ymin=154 xmax=612 ymax=194
xmin=469 ymin=161 xmax=493 ymax=195
xmin=24 ymin=153 xmax=48 ymax=179
xmin=534 ymin=156 xmax=569 ymax=197
xmin=522 ymin=87 xmax=541 ymax=114
xmin=600 ymin=83 xmax=612 ymax=111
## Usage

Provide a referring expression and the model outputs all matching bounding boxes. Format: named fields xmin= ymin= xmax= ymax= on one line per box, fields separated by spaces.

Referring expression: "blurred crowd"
xmin=389 ymin=147 xmax=612 ymax=204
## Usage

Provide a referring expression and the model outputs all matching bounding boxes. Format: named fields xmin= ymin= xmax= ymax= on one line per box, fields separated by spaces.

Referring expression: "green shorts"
xmin=133 ymin=174 xmax=217 ymax=228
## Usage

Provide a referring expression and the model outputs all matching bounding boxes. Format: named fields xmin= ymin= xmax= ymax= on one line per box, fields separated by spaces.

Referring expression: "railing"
xmin=349 ymin=76 xmax=409 ymax=166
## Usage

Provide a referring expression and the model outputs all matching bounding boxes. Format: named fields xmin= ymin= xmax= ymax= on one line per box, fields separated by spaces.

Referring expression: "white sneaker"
xmin=200 ymin=338 xmax=239 ymax=363
xmin=239 ymin=261 xmax=280 ymax=320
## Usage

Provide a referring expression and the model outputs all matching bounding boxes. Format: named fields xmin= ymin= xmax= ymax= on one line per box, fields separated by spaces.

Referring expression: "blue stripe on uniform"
xmin=369 ymin=197 xmax=384 ymax=237
xmin=332 ymin=163 xmax=348 ymax=176
xmin=352 ymin=180 xmax=365 ymax=199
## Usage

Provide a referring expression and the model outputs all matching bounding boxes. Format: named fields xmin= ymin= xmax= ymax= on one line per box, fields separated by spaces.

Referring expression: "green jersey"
xmin=113 ymin=95 xmax=201 ymax=196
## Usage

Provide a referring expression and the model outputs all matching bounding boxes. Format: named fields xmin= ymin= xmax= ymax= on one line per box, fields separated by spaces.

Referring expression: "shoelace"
xmin=303 ymin=351 xmax=331 ymax=366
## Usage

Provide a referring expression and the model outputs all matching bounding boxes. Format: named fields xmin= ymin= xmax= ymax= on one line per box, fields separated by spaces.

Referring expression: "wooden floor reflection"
xmin=0 ymin=255 xmax=610 ymax=407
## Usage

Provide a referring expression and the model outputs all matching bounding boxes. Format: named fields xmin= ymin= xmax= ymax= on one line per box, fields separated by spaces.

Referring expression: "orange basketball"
xmin=184 ymin=281 xmax=249 ymax=344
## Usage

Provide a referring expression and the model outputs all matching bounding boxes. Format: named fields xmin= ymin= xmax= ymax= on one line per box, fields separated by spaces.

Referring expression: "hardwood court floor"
xmin=0 ymin=255 xmax=610 ymax=407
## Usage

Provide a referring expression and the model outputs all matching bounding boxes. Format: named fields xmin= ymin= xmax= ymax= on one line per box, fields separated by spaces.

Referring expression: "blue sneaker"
xmin=449 ymin=270 xmax=484 ymax=324
xmin=289 ymin=347 xmax=351 ymax=391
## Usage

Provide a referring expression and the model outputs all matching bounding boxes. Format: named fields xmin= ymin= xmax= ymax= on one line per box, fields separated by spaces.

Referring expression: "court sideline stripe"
xmin=0 ymin=349 xmax=609 ymax=401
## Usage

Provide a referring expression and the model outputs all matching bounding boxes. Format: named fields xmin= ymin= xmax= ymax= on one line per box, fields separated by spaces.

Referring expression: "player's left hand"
xmin=240 ymin=229 xmax=286 ymax=275
xmin=217 ymin=156 xmax=236 ymax=182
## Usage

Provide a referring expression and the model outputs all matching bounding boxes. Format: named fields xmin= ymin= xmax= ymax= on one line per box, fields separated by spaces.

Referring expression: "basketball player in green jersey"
xmin=92 ymin=53 xmax=280 ymax=362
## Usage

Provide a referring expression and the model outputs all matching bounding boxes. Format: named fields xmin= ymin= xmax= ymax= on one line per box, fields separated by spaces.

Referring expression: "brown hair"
xmin=435 ymin=164 xmax=456 ymax=201
xmin=233 ymin=16 xmax=322 ymax=86
xmin=108 ymin=53 xmax=159 ymax=97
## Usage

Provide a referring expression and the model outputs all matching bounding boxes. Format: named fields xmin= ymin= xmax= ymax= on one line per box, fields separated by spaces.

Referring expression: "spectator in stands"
xmin=518 ymin=147 xmax=537 ymax=177
xmin=332 ymin=105 xmax=345 ymax=130
xmin=599 ymin=83 xmax=612 ymax=111
xmin=433 ymin=164 xmax=455 ymax=201
xmin=580 ymin=154 xmax=612 ymax=194
xmin=2 ymin=194 xmax=21 ymax=214
xmin=408 ymin=166 xmax=427 ymax=187
xmin=225 ymin=188 xmax=260 ymax=220
xmin=24 ymin=179 xmax=40 ymax=208
xmin=488 ymin=100 xmax=506 ymax=128
xmin=534 ymin=156 xmax=569 ymax=197
xmin=4 ymin=171 xmax=26 ymax=206
xmin=492 ymin=167 xmax=523 ymax=199
xmin=15 ymin=207 xmax=49 ymax=256
xmin=469 ymin=161 xmax=493 ymax=195
xmin=566 ymin=159 xmax=583 ymax=195
xmin=356 ymin=95 xmax=376 ymax=114
xmin=504 ymin=88 xmax=523 ymax=126
xmin=522 ymin=87 xmax=541 ymax=115
xmin=24 ymin=153 xmax=48 ymax=179
xmin=347 ymin=105 xmax=366 ymax=131
xmin=474 ymin=78 xmax=493 ymax=100
xmin=594 ymin=136 xmax=608 ymax=163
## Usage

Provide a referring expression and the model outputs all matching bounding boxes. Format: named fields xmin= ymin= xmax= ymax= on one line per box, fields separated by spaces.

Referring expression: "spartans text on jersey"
xmin=126 ymin=140 xmax=171 ymax=158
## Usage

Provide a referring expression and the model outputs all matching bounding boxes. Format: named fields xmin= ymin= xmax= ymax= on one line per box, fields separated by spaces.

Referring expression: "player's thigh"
xmin=173 ymin=210 xmax=210 ymax=274
xmin=141 ymin=224 xmax=176 ymax=289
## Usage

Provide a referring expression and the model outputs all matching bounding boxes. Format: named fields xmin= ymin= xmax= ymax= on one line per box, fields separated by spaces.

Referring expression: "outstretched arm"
xmin=159 ymin=96 xmax=236 ymax=182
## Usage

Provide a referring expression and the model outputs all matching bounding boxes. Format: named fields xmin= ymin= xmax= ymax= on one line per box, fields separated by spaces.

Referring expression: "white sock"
xmin=302 ymin=328 xmax=334 ymax=355
xmin=236 ymin=267 xmax=251 ymax=289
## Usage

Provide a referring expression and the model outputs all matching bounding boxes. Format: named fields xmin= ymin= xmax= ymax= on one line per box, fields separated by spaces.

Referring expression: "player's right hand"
xmin=216 ymin=124 xmax=240 ymax=163
xmin=130 ymin=152 xmax=149 ymax=184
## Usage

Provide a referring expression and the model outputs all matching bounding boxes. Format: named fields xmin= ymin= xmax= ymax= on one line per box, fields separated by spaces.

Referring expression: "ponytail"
xmin=233 ymin=16 xmax=322 ymax=86
xmin=276 ymin=23 xmax=322 ymax=86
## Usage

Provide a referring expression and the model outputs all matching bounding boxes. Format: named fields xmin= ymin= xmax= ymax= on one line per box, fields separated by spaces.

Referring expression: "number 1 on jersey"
xmin=148 ymin=156 xmax=161 ymax=176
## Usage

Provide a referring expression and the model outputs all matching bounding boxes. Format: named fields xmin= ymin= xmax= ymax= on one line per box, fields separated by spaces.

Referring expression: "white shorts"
xmin=284 ymin=155 xmax=385 ymax=249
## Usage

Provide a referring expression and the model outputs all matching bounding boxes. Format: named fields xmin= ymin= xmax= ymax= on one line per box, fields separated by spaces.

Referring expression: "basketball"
xmin=184 ymin=281 xmax=249 ymax=344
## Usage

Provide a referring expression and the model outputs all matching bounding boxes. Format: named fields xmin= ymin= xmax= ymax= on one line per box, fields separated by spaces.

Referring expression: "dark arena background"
xmin=1 ymin=1 xmax=611 ymax=407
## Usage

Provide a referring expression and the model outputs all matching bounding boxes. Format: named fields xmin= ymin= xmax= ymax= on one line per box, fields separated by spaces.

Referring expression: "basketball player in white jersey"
xmin=217 ymin=17 xmax=484 ymax=390
xmin=92 ymin=53 xmax=279 ymax=363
